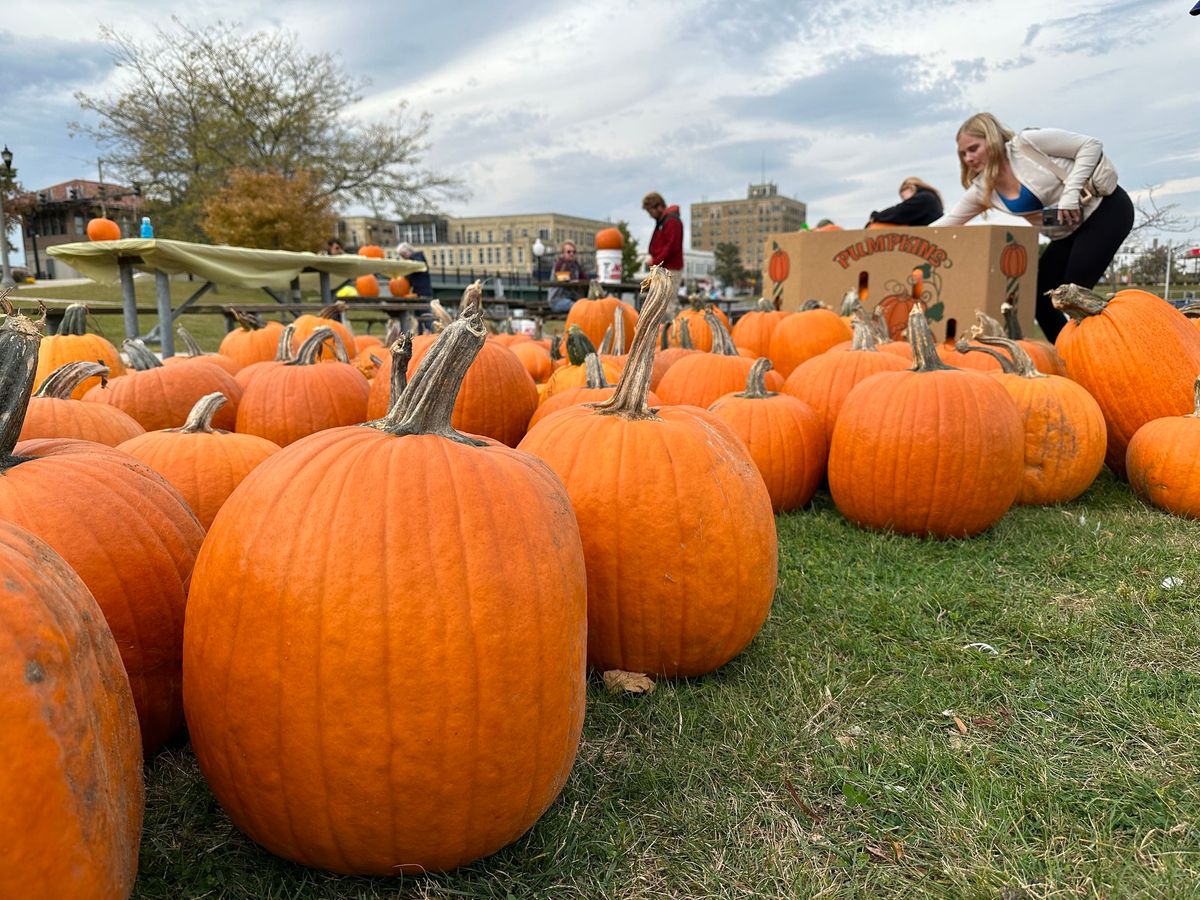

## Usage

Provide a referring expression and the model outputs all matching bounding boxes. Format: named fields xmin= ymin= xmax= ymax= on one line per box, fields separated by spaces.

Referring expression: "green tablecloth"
xmin=46 ymin=238 xmax=425 ymax=289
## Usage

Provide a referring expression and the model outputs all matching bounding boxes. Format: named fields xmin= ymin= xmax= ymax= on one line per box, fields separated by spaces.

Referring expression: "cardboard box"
xmin=762 ymin=225 xmax=1040 ymax=342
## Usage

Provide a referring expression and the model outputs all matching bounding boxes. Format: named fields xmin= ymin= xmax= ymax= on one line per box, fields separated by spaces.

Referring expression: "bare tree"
xmin=1107 ymin=185 xmax=1197 ymax=287
xmin=72 ymin=18 xmax=465 ymax=241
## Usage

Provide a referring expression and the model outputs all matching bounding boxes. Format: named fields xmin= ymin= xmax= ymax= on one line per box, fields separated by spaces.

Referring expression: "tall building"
xmin=690 ymin=183 xmax=807 ymax=275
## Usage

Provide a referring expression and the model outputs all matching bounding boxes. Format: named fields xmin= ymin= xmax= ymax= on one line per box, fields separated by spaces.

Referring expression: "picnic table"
xmin=45 ymin=238 xmax=425 ymax=357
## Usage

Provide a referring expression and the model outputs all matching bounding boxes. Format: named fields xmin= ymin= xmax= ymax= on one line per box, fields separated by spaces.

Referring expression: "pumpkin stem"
xmin=549 ymin=334 xmax=563 ymax=362
xmin=595 ymin=266 xmax=671 ymax=420
xmin=370 ymin=281 xmax=488 ymax=446
xmin=176 ymin=324 xmax=206 ymax=358
xmin=564 ymin=325 xmax=596 ymax=366
xmin=800 ymin=299 xmax=824 ymax=311
xmin=973 ymin=311 xmax=1004 ymax=338
xmin=597 ymin=324 xmax=614 ymax=356
xmin=275 ymin=323 xmax=297 ymax=362
xmin=849 ymin=317 xmax=881 ymax=352
xmin=533 ymin=317 xmax=545 ymax=340
xmin=583 ymin=352 xmax=610 ymax=389
xmin=0 ymin=307 xmax=43 ymax=463
xmin=737 ymin=357 xmax=775 ymax=398
xmin=703 ymin=310 xmax=738 ymax=357
xmin=611 ymin=307 xmax=626 ymax=354
xmin=677 ymin=317 xmax=695 ymax=350
xmin=976 ymin=334 xmax=1044 ymax=379
xmin=956 ymin=335 xmax=1015 ymax=373
xmin=1192 ymin=375 xmax=1200 ymax=419
xmin=1001 ymin=301 xmax=1026 ymax=339
xmin=388 ymin=332 xmax=413 ymax=409
xmin=1048 ymin=284 xmax=1110 ymax=320
xmin=289 ymin=327 xmax=336 ymax=366
xmin=907 ymin=305 xmax=954 ymax=373
xmin=35 ymin=360 xmax=110 ymax=398
xmin=319 ymin=301 xmax=348 ymax=321
xmin=839 ymin=291 xmax=862 ymax=317
xmin=173 ymin=392 xmax=228 ymax=434
xmin=226 ymin=307 xmax=263 ymax=331
xmin=124 ymin=339 xmax=164 ymax=370
xmin=56 ymin=303 xmax=90 ymax=336
xmin=382 ymin=317 xmax=403 ymax=348
xmin=659 ymin=322 xmax=670 ymax=351
xmin=587 ymin=280 xmax=604 ymax=301
xmin=327 ymin=329 xmax=351 ymax=363
xmin=430 ymin=299 xmax=454 ymax=331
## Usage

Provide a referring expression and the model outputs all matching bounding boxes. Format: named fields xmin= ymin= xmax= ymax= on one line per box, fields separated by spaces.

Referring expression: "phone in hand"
xmin=1041 ymin=207 xmax=1061 ymax=226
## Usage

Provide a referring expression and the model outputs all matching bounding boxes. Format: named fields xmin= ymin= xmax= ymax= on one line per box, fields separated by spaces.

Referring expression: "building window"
xmin=488 ymin=230 xmax=493 ymax=242
xmin=506 ymin=247 xmax=513 ymax=263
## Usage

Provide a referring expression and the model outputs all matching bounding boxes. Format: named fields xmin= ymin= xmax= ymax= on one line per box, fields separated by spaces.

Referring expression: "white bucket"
xmin=595 ymin=248 xmax=623 ymax=282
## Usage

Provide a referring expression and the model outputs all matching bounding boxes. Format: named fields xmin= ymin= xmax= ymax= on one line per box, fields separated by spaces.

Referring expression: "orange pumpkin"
xmin=767 ymin=306 xmax=853 ymax=376
xmin=708 ymin=358 xmax=826 ymax=512
xmin=1051 ymin=285 xmax=1200 ymax=477
xmin=519 ymin=268 xmax=777 ymax=677
xmin=767 ymin=248 xmax=790 ymax=284
xmin=0 ymin=520 xmax=144 ymax=897
xmin=656 ymin=310 xmax=784 ymax=408
xmin=291 ymin=303 xmax=356 ymax=362
xmin=528 ymin=352 xmax=662 ymax=429
xmin=118 ymin=393 xmax=282 ymax=529
xmin=565 ymin=284 xmax=638 ymax=353
xmin=388 ymin=276 xmax=411 ymax=297
xmin=19 ymin=361 xmax=145 ymax=446
xmin=827 ymin=304 xmax=1025 ymax=538
xmin=1126 ymin=376 xmax=1200 ymax=517
xmin=33 ymin=304 xmax=126 ymax=399
xmin=86 ymin=216 xmax=122 ymax=241
xmin=595 ymin=227 xmax=624 ymax=250
xmin=356 ymin=274 xmax=381 ymax=297
xmin=218 ymin=310 xmax=285 ymax=368
xmin=163 ymin=325 xmax=242 ymax=376
xmin=731 ymin=298 xmax=789 ymax=357
xmin=357 ymin=244 xmax=385 ymax=259
xmin=184 ymin=283 xmax=586 ymax=874
xmin=999 ymin=235 xmax=1028 ymax=278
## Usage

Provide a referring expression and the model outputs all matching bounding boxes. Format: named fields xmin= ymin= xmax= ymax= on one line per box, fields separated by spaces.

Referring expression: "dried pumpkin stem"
xmin=371 ymin=281 xmax=488 ymax=446
xmin=974 ymin=311 xmax=1004 ymax=337
xmin=57 ymin=303 xmax=89 ymax=336
xmin=1001 ymin=302 xmax=1025 ymax=340
xmin=124 ymin=339 xmax=164 ymax=370
xmin=388 ymin=332 xmax=413 ymax=410
xmin=976 ymin=334 xmax=1043 ymax=379
xmin=704 ymin=310 xmax=738 ymax=357
xmin=583 ymin=352 xmax=610 ymax=389
xmin=173 ymin=392 xmax=227 ymax=434
xmin=176 ymin=325 xmax=205 ymax=358
xmin=564 ymin=325 xmax=596 ymax=366
xmin=35 ymin=360 xmax=110 ymax=398
xmin=850 ymin=317 xmax=880 ymax=352
xmin=1192 ymin=375 xmax=1200 ymax=418
xmin=0 ymin=309 xmax=43 ymax=463
xmin=597 ymin=324 xmax=614 ymax=356
xmin=595 ymin=266 xmax=671 ymax=420
xmin=956 ymin=336 xmax=1015 ymax=373
xmin=611 ymin=307 xmax=626 ymax=353
xmin=737 ymin=357 xmax=775 ymax=398
xmin=907 ymin=305 xmax=953 ymax=373
xmin=290 ymin=327 xmax=336 ymax=366
xmin=1048 ymin=284 xmax=1109 ymax=320
xmin=226 ymin=307 xmax=263 ymax=331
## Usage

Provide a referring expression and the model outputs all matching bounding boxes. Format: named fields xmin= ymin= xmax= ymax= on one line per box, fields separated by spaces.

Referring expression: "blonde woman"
xmin=867 ymin=177 xmax=943 ymax=226
xmin=932 ymin=112 xmax=1133 ymax=342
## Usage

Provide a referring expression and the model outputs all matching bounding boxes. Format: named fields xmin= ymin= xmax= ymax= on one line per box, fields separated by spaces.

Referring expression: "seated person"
xmin=547 ymin=240 xmax=586 ymax=313
xmin=867 ymin=177 xmax=943 ymax=226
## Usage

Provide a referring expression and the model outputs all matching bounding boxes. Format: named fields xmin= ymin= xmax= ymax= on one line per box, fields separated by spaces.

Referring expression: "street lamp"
xmin=532 ymin=237 xmax=546 ymax=283
xmin=0 ymin=145 xmax=15 ymax=289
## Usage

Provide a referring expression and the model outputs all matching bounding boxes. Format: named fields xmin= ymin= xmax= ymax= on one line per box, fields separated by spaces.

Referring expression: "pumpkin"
xmin=999 ymin=235 xmax=1028 ymax=278
xmin=83 ymin=338 xmax=242 ymax=432
xmin=1050 ymin=284 xmax=1200 ymax=477
xmin=511 ymin=340 xmax=554 ymax=384
xmin=708 ymin=358 xmax=826 ymax=512
xmin=827 ymin=304 xmax=1025 ymax=538
xmin=236 ymin=323 xmax=296 ymax=389
xmin=782 ymin=318 xmax=910 ymax=444
xmin=975 ymin=335 xmax=1106 ymax=505
xmin=388 ymin=276 xmax=411 ymax=297
xmin=356 ymin=274 xmax=381 ymax=297
xmin=1126 ymin=376 xmax=1200 ymax=518
xmin=767 ymin=249 xmax=790 ymax=284
xmin=0 ymin=520 xmax=143 ymax=898
xmin=565 ymin=282 xmax=638 ymax=353
xmin=595 ymin=227 xmax=624 ymax=250
xmin=730 ymin=297 xmax=789 ymax=358
xmin=518 ymin=267 xmax=777 ymax=677
xmin=357 ymin=244 xmax=385 ymax=259
xmin=767 ymin=306 xmax=853 ymax=377
xmin=118 ymin=393 xmax=282 ymax=529
xmin=19 ymin=361 xmax=145 ymax=446
xmin=668 ymin=296 xmax=730 ymax=352
xmin=86 ymin=216 xmax=122 ymax=242
xmin=1000 ymin=302 xmax=1064 ymax=375
xmin=218 ymin=309 xmax=285 ymax=368
xmin=528 ymin=352 xmax=662 ymax=430
xmin=236 ymin=328 xmax=370 ymax=446
xmin=184 ymin=282 xmax=586 ymax=874
xmin=656 ymin=310 xmax=784 ymax=409
xmin=540 ymin=326 xmax=622 ymax=406
xmin=163 ymin=325 xmax=242 ymax=376
xmin=292 ymin=302 xmax=356 ymax=362
xmin=0 ymin=304 xmax=205 ymax=755
xmin=33 ymin=304 xmax=126 ymax=399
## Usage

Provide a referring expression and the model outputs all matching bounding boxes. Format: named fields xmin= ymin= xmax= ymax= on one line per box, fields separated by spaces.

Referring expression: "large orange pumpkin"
xmin=1051 ymin=285 xmax=1200 ymax=477
xmin=184 ymin=283 xmax=587 ymax=874
xmin=1126 ymin=376 xmax=1200 ymax=517
xmin=656 ymin=310 xmax=784 ymax=408
xmin=19 ymin=361 xmax=145 ymax=446
xmin=357 ymin=244 xmax=385 ymax=259
xmin=356 ymin=274 xmax=381 ymax=297
xmin=0 ymin=520 xmax=144 ymax=898
xmin=388 ymin=275 xmax=411 ymax=297
xmin=291 ymin=303 xmax=356 ymax=362
xmin=0 ymin=306 xmax=205 ymax=756
xmin=827 ymin=304 xmax=1025 ymax=538
xmin=519 ymin=267 xmax=777 ymax=677
xmin=218 ymin=310 xmax=285 ymax=368
xmin=767 ymin=306 xmax=853 ymax=377
xmin=730 ymin=298 xmax=789 ymax=357
xmin=595 ymin=227 xmax=624 ymax=250
xmin=33 ymin=304 xmax=126 ymax=399
xmin=565 ymin=284 xmax=638 ymax=353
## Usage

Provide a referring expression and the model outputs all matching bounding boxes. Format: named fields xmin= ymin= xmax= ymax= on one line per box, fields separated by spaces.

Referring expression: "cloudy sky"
xmin=4 ymin=0 xmax=1199 ymax=267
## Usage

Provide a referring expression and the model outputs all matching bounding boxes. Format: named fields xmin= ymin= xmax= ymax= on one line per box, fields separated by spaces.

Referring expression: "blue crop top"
xmin=998 ymin=184 xmax=1044 ymax=214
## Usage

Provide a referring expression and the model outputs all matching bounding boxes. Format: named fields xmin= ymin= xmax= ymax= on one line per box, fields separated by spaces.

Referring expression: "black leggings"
xmin=1035 ymin=186 xmax=1134 ymax=343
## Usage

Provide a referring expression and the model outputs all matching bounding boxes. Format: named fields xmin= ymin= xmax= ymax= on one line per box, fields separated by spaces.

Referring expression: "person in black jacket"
xmin=867 ymin=177 xmax=944 ymax=226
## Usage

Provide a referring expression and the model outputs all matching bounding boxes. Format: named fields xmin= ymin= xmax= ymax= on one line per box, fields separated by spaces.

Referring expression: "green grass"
xmin=133 ymin=473 xmax=1200 ymax=899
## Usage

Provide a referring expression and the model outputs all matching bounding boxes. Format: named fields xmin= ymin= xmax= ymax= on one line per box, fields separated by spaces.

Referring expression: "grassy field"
xmin=133 ymin=473 xmax=1200 ymax=899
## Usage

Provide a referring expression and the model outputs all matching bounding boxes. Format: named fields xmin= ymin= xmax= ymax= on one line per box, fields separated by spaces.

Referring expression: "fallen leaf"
xmin=953 ymin=716 xmax=968 ymax=735
xmin=866 ymin=844 xmax=891 ymax=863
xmin=971 ymin=715 xmax=1000 ymax=729
xmin=602 ymin=670 xmax=655 ymax=694
xmin=891 ymin=840 xmax=905 ymax=861
xmin=784 ymin=779 xmax=823 ymax=823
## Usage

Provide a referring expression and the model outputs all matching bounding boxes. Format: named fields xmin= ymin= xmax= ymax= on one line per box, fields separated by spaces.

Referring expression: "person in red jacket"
xmin=643 ymin=191 xmax=684 ymax=319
